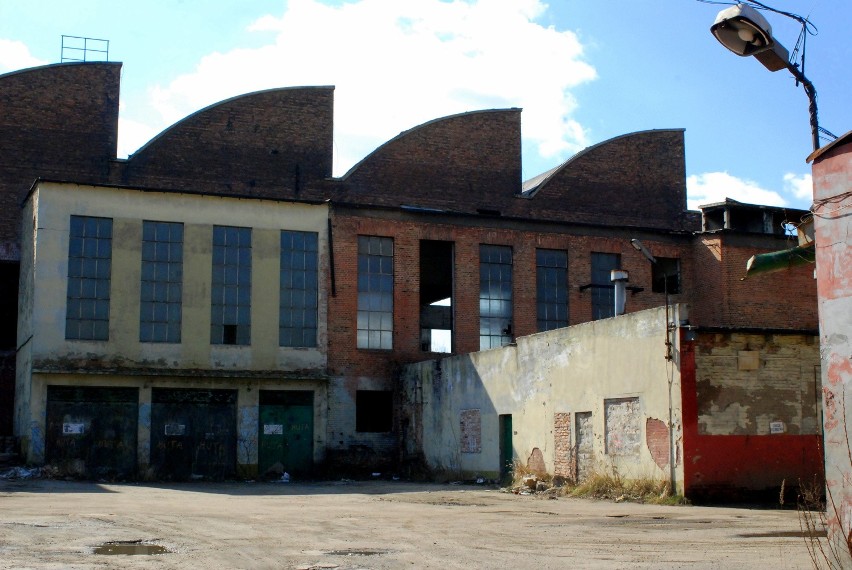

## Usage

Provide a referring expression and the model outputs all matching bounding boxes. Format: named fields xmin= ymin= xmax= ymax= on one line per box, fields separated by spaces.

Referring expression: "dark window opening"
xmin=140 ymin=221 xmax=183 ymax=343
xmin=280 ymin=230 xmax=319 ymax=347
xmin=590 ymin=252 xmax=620 ymax=321
xmin=222 ymin=324 xmax=238 ymax=345
xmin=356 ymin=390 xmax=393 ymax=432
xmin=0 ymin=262 xmax=19 ymax=349
xmin=420 ymin=240 xmax=454 ymax=353
xmin=652 ymin=257 xmax=680 ymax=294
xmin=536 ymin=249 xmax=568 ymax=332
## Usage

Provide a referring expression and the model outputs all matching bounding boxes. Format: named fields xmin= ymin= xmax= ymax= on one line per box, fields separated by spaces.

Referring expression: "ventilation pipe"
xmin=611 ymin=269 xmax=629 ymax=316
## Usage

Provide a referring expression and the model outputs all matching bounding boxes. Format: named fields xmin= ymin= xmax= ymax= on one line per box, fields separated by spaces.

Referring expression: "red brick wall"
xmin=0 ymin=62 xmax=121 ymax=257
xmin=327 ymin=210 xmax=697 ymax=376
xmin=524 ymin=130 xmax=691 ymax=230
xmin=554 ymin=412 xmax=572 ymax=480
xmin=117 ymin=87 xmax=334 ymax=200
xmin=690 ymin=234 xmax=818 ymax=329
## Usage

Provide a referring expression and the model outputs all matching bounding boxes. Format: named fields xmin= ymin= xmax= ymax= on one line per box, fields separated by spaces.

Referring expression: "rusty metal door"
xmin=575 ymin=411 xmax=594 ymax=482
xmin=45 ymin=386 xmax=138 ymax=479
xmin=150 ymin=388 xmax=237 ymax=481
xmin=258 ymin=390 xmax=314 ymax=476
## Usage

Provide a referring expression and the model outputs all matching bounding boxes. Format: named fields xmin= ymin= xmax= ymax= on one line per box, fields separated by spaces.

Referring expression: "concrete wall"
xmin=401 ymin=305 xmax=684 ymax=488
xmin=810 ymin=133 xmax=852 ymax=564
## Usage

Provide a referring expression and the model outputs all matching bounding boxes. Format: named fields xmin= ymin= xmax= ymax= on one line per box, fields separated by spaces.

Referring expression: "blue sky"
xmin=1 ymin=0 xmax=849 ymax=211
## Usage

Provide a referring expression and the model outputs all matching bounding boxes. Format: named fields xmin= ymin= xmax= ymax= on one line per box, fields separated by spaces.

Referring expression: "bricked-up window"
xmin=280 ymin=230 xmax=319 ymax=347
xmin=66 ymin=215 xmax=112 ymax=340
xmin=652 ymin=257 xmax=680 ymax=294
xmin=605 ymin=397 xmax=641 ymax=456
xmin=590 ymin=252 xmax=621 ymax=320
xmin=357 ymin=236 xmax=393 ymax=350
xmin=211 ymin=226 xmax=251 ymax=345
xmin=536 ymin=249 xmax=568 ymax=332
xmin=356 ymin=390 xmax=393 ymax=432
xmin=480 ymin=244 xmax=513 ymax=350
xmin=460 ymin=409 xmax=482 ymax=453
xmin=140 ymin=221 xmax=183 ymax=343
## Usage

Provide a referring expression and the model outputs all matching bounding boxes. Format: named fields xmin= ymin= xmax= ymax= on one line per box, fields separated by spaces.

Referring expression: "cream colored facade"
xmin=16 ymin=182 xmax=330 ymax=475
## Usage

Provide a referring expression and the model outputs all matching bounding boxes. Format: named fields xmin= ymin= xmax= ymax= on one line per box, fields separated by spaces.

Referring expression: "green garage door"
xmin=258 ymin=390 xmax=314 ymax=476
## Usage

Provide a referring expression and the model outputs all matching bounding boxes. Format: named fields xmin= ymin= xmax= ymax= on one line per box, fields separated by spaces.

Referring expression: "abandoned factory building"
xmin=1 ymin=62 xmax=821 ymax=495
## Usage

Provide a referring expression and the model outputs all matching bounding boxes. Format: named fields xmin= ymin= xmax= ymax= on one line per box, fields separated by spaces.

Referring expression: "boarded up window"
xmin=605 ymin=397 xmax=641 ymax=456
xmin=460 ymin=409 xmax=481 ymax=454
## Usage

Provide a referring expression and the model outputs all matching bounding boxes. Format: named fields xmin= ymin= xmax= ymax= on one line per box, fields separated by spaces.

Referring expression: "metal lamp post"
xmin=710 ymin=3 xmax=822 ymax=151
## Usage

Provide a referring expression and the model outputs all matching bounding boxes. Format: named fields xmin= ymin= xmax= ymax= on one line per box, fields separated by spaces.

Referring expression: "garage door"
xmin=150 ymin=388 xmax=237 ymax=480
xmin=45 ymin=386 xmax=138 ymax=479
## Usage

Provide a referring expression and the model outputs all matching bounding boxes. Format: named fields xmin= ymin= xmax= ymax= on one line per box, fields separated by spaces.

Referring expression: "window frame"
xmin=479 ymin=244 xmax=513 ymax=350
xmin=65 ymin=215 xmax=112 ymax=341
xmin=140 ymin=220 xmax=184 ymax=343
xmin=279 ymin=230 xmax=319 ymax=348
xmin=536 ymin=248 xmax=568 ymax=332
xmin=356 ymin=235 xmax=394 ymax=350
xmin=210 ymin=225 xmax=252 ymax=346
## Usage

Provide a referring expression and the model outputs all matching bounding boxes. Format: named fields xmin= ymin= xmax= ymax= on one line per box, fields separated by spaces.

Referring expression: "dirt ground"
xmin=0 ymin=478 xmax=822 ymax=569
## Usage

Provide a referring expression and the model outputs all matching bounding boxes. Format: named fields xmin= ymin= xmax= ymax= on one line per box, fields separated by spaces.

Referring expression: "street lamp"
xmin=710 ymin=3 xmax=822 ymax=151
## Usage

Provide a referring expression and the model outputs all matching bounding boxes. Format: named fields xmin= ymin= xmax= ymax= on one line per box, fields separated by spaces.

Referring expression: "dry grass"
xmin=507 ymin=461 xmax=686 ymax=505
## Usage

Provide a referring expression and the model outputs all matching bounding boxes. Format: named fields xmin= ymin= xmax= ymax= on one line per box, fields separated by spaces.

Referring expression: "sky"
xmin=1 ymin=0 xmax=849 ymax=212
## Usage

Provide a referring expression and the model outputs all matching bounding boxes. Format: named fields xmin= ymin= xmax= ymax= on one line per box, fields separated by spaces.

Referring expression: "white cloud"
xmin=134 ymin=0 xmax=597 ymax=175
xmin=0 ymin=39 xmax=45 ymax=73
xmin=783 ymin=172 xmax=813 ymax=201
xmin=686 ymin=171 xmax=786 ymax=211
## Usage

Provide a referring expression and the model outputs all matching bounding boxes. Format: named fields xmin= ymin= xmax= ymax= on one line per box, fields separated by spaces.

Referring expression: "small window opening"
xmin=356 ymin=390 xmax=393 ymax=432
xmin=420 ymin=240 xmax=454 ymax=353
xmin=222 ymin=324 xmax=238 ymax=345
xmin=651 ymin=258 xmax=680 ymax=294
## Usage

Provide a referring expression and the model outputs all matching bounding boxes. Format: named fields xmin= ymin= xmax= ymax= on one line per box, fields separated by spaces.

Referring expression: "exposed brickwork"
xmin=527 ymin=447 xmax=546 ymax=474
xmin=689 ymin=234 xmax=818 ymax=330
xmin=553 ymin=412 xmax=573 ymax=479
xmin=0 ymin=63 xmax=121 ymax=257
xmin=646 ymin=417 xmax=669 ymax=469
xmin=459 ymin=409 xmax=481 ymax=454
xmin=116 ymin=87 xmax=335 ymax=200
xmin=694 ymin=331 xmax=821 ymax=435
xmin=524 ymin=130 xmax=691 ymax=230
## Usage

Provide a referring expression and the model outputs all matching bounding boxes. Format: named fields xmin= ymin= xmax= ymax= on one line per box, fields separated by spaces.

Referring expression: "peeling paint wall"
xmin=694 ymin=333 xmax=821 ymax=436
xmin=401 ymin=305 xmax=684 ymax=486
xmin=811 ymin=136 xmax=852 ymax=565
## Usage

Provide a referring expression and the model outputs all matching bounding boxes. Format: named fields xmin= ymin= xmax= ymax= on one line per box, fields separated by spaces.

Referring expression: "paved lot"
xmin=0 ymin=479 xmax=822 ymax=569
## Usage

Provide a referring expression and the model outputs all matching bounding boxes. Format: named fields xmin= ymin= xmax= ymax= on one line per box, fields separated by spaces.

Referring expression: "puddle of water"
xmin=93 ymin=541 xmax=170 ymax=555
xmin=325 ymin=549 xmax=387 ymax=556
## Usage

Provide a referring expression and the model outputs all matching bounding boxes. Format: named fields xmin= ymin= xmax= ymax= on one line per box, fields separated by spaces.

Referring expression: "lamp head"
xmin=711 ymin=4 xmax=773 ymax=56
xmin=710 ymin=4 xmax=790 ymax=71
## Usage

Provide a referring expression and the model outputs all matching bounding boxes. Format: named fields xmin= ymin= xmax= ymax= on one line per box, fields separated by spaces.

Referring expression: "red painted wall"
xmin=680 ymin=332 xmax=824 ymax=500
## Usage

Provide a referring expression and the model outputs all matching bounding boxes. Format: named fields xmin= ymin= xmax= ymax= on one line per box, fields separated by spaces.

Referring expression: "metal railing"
xmin=61 ymin=35 xmax=109 ymax=63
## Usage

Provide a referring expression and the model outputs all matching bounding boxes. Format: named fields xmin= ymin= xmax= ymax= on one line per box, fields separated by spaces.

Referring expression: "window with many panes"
xmin=590 ymin=252 xmax=621 ymax=320
xmin=66 ymin=215 xmax=112 ymax=340
xmin=140 ymin=221 xmax=183 ymax=343
xmin=357 ymin=236 xmax=393 ymax=350
xmin=479 ymin=244 xmax=513 ymax=350
xmin=536 ymin=249 xmax=568 ymax=331
xmin=280 ymin=230 xmax=319 ymax=347
xmin=211 ymin=226 xmax=251 ymax=345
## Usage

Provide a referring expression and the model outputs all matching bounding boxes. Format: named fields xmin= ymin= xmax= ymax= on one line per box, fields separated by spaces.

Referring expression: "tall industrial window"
xmin=280 ymin=230 xmax=319 ymax=347
xmin=652 ymin=257 xmax=681 ymax=294
xmin=479 ymin=244 xmax=513 ymax=350
xmin=536 ymin=249 xmax=568 ymax=331
xmin=66 ymin=215 xmax=112 ymax=340
xmin=590 ymin=252 xmax=621 ymax=321
xmin=211 ymin=226 xmax=251 ymax=345
xmin=420 ymin=240 xmax=454 ymax=353
xmin=140 ymin=221 xmax=183 ymax=343
xmin=357 ymin=236 xmax=393 ymax=350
